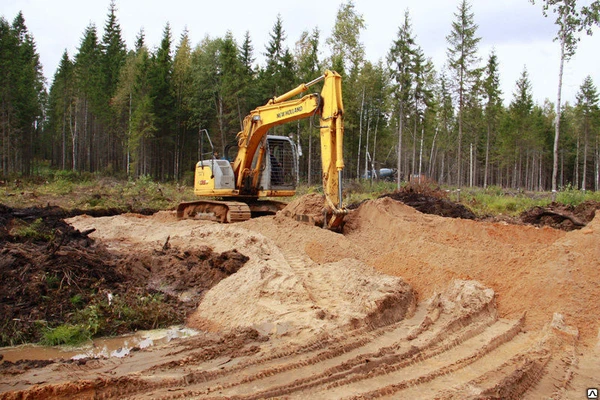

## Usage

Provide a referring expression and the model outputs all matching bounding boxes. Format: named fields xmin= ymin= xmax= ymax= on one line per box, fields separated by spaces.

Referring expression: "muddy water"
xmin=0 ymin=326 xmax=198 ymax=363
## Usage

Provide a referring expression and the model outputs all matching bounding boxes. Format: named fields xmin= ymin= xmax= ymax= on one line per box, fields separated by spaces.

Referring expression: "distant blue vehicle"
xmin=364 ymin=168 xmax=396 ymax=181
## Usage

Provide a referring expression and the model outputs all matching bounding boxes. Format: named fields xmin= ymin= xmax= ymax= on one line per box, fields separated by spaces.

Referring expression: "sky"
xmin=2 ymin=0 xmax=599 ymax=107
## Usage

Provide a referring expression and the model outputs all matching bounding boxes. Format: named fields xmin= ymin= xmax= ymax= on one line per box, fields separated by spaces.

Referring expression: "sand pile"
xmin=68 ymin=197 xmax=600 ymax=343
xmin=68 ymin=213 xmax=416 ymax=338
xmin=338 ymin=197 xmax=599 ymax=342
xmin=188 ymin=255 xmax=415 ymax=336
xmin=278 ymin=193 xmax=327 ymax=226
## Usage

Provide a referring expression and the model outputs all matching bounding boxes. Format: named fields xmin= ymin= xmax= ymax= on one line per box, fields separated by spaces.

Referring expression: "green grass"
xmin=41 ymin=324 xmax=91 ymax=346
xmin=556 ymin=185 xmax=600 ymax=205
xmin=0 ymin=172 xmax=192 ymax=211
xmin=2 ymin=169 xmax=599 ymax=218
xmin=11 ymin=218 xmax=53 ymax=241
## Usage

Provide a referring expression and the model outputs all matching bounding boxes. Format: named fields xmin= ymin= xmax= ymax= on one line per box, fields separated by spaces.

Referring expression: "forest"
xmin=1 ymin=0 xmax=599 ymax=191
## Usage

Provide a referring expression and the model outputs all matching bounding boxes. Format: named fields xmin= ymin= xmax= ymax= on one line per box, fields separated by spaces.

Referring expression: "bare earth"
xmin=1 ymin=194 xmax=599 ymax=399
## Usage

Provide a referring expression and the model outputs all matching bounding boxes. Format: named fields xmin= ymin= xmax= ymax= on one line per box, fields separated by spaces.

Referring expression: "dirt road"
xmin=1 ymin=195 xmax=599 ymax=399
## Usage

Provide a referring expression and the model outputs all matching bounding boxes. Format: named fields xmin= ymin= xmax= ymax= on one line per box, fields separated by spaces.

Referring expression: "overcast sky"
xmin=3 ymin=0 xmax=599 ymax=107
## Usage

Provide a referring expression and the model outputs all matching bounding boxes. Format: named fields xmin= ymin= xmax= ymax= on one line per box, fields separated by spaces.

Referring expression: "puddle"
xmin=0 ymin=326 xmax=198 ymax=363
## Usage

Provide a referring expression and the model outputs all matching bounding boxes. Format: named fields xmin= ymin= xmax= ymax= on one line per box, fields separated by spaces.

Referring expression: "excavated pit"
xmin=1 ymin=193 xmax=599 ymax=399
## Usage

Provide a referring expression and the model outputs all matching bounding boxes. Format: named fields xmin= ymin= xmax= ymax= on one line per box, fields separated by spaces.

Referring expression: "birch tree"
xmin=530 ymin=0 xmax=600 ymax=197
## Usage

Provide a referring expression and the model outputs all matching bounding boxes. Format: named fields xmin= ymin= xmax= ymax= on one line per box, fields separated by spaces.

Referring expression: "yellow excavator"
xmin=177 ymin=69 xmax=347 ymax=229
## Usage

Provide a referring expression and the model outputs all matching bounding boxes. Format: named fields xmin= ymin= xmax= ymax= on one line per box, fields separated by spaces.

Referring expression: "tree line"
xmin=1 ymin=0 xmax=599 ymax=191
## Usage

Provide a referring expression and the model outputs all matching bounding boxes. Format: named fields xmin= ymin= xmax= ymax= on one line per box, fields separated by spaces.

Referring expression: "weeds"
xmin=11 ymin=218 xmax=53 ymax=241
xmin=72 ymin=292 xmax=182 ymax=339
xmin=41 ymin=324 xmax=91 ymax=346
xmin=556 ymin=185 xmax=600 ymax=205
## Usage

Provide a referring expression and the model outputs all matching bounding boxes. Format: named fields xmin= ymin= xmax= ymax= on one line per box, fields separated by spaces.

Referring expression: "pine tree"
xmin=190 ymin=36 xmax=223 ymax=158
xmin=0 ymin=16 xmax=18 ymax=175
xmin=411 ymin=45 xmax=435 ymax=180
xmin=219 ymin=31 xmax=244 ymax=151
xmin=434 ymin=69 xmax=455 ymax=184
xmin=101 ymin=1 xmax=126 ymax=99
xmin=446 ymin=0 xmax=481 ymax=187
xmin=327 ymin=0 xmax=366 ymax=178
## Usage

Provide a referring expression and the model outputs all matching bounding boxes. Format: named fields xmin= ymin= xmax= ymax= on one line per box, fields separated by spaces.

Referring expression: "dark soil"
xmin=378 ymin=187 xmax=477 ymax=220
xmin=0 ymin=204 xmax=248 ymax=347
xmin=519 ymin=201 xmax=600 ymax=231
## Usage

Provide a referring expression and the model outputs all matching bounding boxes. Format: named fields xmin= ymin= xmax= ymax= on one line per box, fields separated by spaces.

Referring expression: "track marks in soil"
xmin=1 ymin=293 xmax=580 ymax=400
xmin=79 ymin=292 xmax=572 ymax=399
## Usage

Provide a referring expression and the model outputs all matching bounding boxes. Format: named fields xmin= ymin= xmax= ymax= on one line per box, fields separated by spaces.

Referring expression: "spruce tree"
xmin=73 ymin=24 xmax=102 ymax=171
xmin=172 ymin=30 xmax=194 ymax=178
xmin=46 ymin=50 xmax=75 ymax=169
xmin=388 ymin=9 xmax=416 ymax=187
xmin=149 ymin=23 xmax=175 ymax=179
xmin=100 ymin=0 xmax=127 ymax=171
xmin=6 ymin=13 xmax=45 ymax=175
xmin=482 ymin=50 xmax=503 ymax=188
xmin=446 ymin=0 xmax=481 ymax=187
xmin=575 ymin=76 xmax=599 ymax=190
xmin=262 ymin=14 xmax=294 ymax=98
xmin=238 ymin=31 xmax=258 ymax=112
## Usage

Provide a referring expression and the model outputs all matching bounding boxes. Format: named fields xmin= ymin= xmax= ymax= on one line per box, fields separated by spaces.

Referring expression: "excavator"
xmin=176 ymin=69 xmax=347 ymax=229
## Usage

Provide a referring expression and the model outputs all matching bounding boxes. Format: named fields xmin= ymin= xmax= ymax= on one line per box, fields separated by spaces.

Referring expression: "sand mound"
xmin=336 ymin=198 xmax=599 ymax=342
xmin=67 ymin=205 xmax=600 ymax=343
xmin=278 ymin=193 xmax=327 ymax=226
xmin=68 ymin=213 xmax=416 ymax=339
xmin=440 ymin=280 xmax=496 ymax=314
xmin=188 ymin=253 xmax=416 ymax=337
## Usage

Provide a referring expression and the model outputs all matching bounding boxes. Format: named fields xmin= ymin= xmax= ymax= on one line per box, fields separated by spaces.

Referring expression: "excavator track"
xmin=176 ymin=200 xmax=252 ymax=223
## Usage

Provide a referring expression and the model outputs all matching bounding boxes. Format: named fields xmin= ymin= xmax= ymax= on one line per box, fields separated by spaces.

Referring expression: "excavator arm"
xmin=232 ymin=70 xmax=347 ymax=228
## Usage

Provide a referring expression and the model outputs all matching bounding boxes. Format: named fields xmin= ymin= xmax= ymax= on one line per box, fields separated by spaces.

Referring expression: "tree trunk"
xmin=364 ymin=111 xmax=371 ymax=180
xmin=575 ymin=135 xmax=580 ymax=189
xmin=308 ymin=130 xmax=312 ymax=186
xmin=484 ymin=123 xmax=490 ymax=188
xmin=582 ymin=127 xmax=588 ymax=190
xmin=418 ymin=126 xmax=424 ymax=182
xmin=552 ymin=32 xmax=566 ymax=199
xmin=595 ymin=137 xmax=599 ymax=191
xmin=397 ymin=105 xmax=404 ymax=189
xmin=469 ymin=142 xmax=473 ymax=187
xmin=429 ymin=127 xmax=439 ymax=178
xmin=457 ymin=69 xmax=464 ymax=189
xmin=371 ymin=111 xmax=380 ymax=185
xmin=357 ymin=88 xmax=365 ymax=179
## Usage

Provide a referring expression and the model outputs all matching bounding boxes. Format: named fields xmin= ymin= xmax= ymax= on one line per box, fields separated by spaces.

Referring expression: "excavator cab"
xmin=259 ymin=136 xmax=298 ymax=191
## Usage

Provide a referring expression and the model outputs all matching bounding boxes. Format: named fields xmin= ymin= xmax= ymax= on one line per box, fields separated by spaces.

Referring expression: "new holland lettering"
xmin=277 ymin=106 xmax=303 ymax=119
